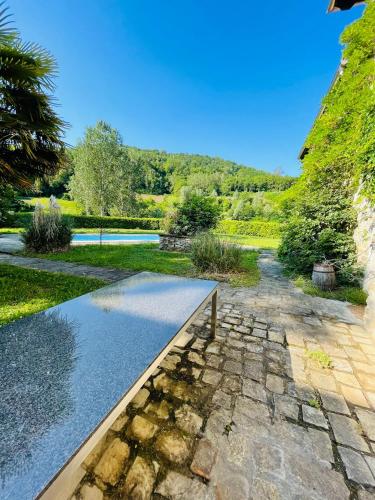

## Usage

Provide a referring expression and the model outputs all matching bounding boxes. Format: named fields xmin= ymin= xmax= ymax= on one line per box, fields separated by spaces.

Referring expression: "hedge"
xmin=15 ymin=213 xmax=161 ymax=230
xmin=216 ymin=220 xmax=281 ymax=238
xmin=13 ymin=213 xmax=280 ymax=237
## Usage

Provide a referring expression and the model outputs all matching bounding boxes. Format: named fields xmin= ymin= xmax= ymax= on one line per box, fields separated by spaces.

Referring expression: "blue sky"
xmin=10 ymin=1 xmax=363 ymax=176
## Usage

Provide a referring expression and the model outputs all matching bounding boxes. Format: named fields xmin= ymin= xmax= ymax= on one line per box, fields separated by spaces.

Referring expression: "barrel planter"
xmin=312 ymin=263 xmax=336 ymax=291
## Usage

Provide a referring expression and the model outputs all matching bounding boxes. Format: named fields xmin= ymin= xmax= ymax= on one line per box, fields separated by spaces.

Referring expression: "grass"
xmin=22 ymin=197 xmax=83 ymax=215
xmin=306 ymin=349 xmax=333 ymax=369
xmin=217 ymin=233 xmax=280 ymax=249
xmin=25 ymin=244 xmax=260 ymax=287
xmin=307 ymin=399 xmax=321 ymax=409
xmin=294 ymin=275 xmax=367 ymax=306
xmin=0 ymin=264 xmax=105 ymax=326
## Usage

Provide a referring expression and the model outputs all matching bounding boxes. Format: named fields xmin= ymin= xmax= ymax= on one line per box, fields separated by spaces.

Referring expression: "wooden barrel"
xmin=312 ymin=263 xmax=336 ymax=291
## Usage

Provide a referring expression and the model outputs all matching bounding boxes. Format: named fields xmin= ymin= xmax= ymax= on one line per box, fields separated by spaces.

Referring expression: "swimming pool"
xmin=72 ymin=233 xmax=160 ymax=244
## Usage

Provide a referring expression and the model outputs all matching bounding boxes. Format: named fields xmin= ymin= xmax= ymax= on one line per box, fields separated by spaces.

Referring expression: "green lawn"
xmin=293 ymin=275 xmax=368 ymax=306
xmin=0 ymin=264 xmax=105 ymax=326
xmin=27 ymin=244 xmax=260 ymax=287
xmin=217 ymin=234 xmax=280 ymax=249
xmin=23 ymin=197 xmax=83 ymax=215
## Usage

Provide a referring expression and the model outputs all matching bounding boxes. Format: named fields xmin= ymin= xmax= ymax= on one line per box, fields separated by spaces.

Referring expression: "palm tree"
xmin=0 ymin=2 xmax=67 ymax=187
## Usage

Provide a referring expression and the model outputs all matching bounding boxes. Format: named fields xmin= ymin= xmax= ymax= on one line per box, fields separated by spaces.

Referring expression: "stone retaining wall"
xmin=159 ymin=234 xmax=191 ymax=252
xmin=354 ymin=193 xmax=375 ymax=333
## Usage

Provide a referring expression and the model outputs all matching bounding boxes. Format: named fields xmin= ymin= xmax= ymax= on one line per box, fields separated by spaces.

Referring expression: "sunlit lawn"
xmin=294 ymin=275 xmax=367 ymax=306
xmin=0 ymin=264 xmax=105 ymax=326
xmin=217 ymin=234 xmax=280 ymax=249
xmin=22 ymin=197 xmax=83 ymax=215
xmin=26 ymin=244 xmax=260 ymax=287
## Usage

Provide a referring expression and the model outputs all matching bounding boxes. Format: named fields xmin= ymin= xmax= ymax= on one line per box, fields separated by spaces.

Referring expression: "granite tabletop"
xmin=0 ymin=271 xmax=217 ymax=499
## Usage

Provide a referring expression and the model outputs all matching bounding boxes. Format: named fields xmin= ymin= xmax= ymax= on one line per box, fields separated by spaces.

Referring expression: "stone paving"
xmin=0 ymin=253 xmax=134 ymax=282
xmin=69 ymin=253 xmax=375 ymax=500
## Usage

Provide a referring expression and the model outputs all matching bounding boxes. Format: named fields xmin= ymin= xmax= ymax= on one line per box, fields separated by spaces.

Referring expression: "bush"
xmin=216 ymin=219 xmax=281 ymax=238
xmin=22 ymin=197 xmax=72 ymax=252
xmin=162 ymin=194 xmax=220 ymax=236
xmin=16 ymin=213 xmax=161 ymax=230
xmin=191 ymin=232 xmax=242 ymax=273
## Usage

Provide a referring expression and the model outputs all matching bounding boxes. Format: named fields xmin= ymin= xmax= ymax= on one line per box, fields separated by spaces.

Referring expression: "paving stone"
xmin=110 ymin=412 xmax=129 ymax=432
xmin=206 ymin=354 xmax=221 ymax=368
xmin=365 ymin=455 xmax=375 ymax=480
xmin=160 ymin=353 xmax=180 ymax=371
xmin=79 ymin=484 xmax=103 ymax=500
xmin=332 ymin=358 xmax=353 ymax=373
xmin=354 ymin=362 xmax=375 ymax=375
xmin=215 ymin=472 xmax=250 ymax=500
xmin=131 ymin=388 xmax=150 ymax=409
xmin=310 ymin=371 xmax=337 ymax=392
xmin=296 ymin=382 xmax=316 ymax=402
xmin=357 ymin=373 xmax=375 ymax=392
xmin=234 ymin=325 xmax=251 ymax=335
xmin=328 ymin=413 xmax=370 ymax=452
xmin=122 ymin=456 xmax=156 ymax=500
xmin=175 ymin=404 xmax=203 ymax=435
xmin=243 ymin=378 xmax=267 ymax=403
xmin=319 ymin=390 xmax=350 ymax=415
xmin=225 ymin=316 xmax=241 ymax=325
xmin=202 ymin=368 xmax=222 ymax=386
xmin=192 ymin=338 xmax=206 ymax=350
xmin=94 ymin=438 xmax=130 ymax=485
xmin=338 ymin=446 xmax=375 ymax=487
xmin=155 ymin=470 xmax=207 ymax=499
xmin=212 ymin=389 xmax=232 ymax=410
xmin=344 ymin=347 xmax=368 ymax=362
xmin=302 ymin=404 xmax=328 ymax=429
xmin=341 ymin=385 xmax=370 ymax=408
xmin=205 ymin=342 xmax=221 ymax=354
xmin=356 ymin=408 xmax=375 ymax=441
xmin=84 ymin=432 xmax=114 ymax=470
xmin=268 ymin=330 xmax=285 ymax=344
xmin=223 ymin=359 xmax=242 ymax=375
xmin=145 ymin=399 xmax=171 ymax=420
xmin=153 ymin=373 xmax=173 ymax=393
xmin=155 ymin=431 xmax=191 ymax=464
xmin=308 ymin=428 xmax=334 ymax=465
xmin=233 ymin=396 xmax=270 ymax=425
xmin=358 ymin=488 xmax=375 ymax=499
xmin=274 ymin=394 xmax=299 ymax=420
xmin=252 ymin=328 xmax=267 ymax=338
xmin=229 ymin=338 xmax=246 ymax=349
xmin=190 ymin=438 xmax=217 ymax=480
xmin=335 ymin=371 xmax=361 ymax=388
xmin=286 ymin=330 xmax=305 ymax=348
xmin=245 ymin=342 xmax=264 ymax=354
xmin=266 ymin=374 xmax=284 ymax=394
xmin=128 ymin=416 xmax=159 ymax=442
xmin=243 ymin=360 xmax=264 ymax=382
xmin=188 ymin=351 xmax=205 ymax=366
xmin=221 ymin=374 xmax=242 ymax=394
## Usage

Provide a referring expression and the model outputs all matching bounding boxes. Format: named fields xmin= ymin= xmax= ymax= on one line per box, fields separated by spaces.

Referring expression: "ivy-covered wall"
xmin=279 ymin=1 xmax=375 ymax=284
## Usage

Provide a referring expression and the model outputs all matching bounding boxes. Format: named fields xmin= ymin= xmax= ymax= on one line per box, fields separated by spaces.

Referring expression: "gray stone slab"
xmin=338 ymin=447 xmax=375 ymax=486
xmin=328 ymin=413 xmax=370 ymax=452
xmin=0 ymin=272 xmax=217 ymax=499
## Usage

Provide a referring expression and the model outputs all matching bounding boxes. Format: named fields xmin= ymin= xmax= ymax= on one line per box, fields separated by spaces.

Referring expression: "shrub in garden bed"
xmin=191 ymin=232 xmax=242 ymax=273
xmin=22 ymin=197 xmax=72 ymax=252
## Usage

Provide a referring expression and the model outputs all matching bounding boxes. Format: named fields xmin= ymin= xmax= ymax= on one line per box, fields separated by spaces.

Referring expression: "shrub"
xmin=216 ymin=219 xmax=281 ymax=238
xmin=162 ymin=194 xmax=220 ymax=236
xmin=22 ymin=197 xmax=72 ymax=252
xmin=191 ymin=232 xmax=242 ymax=273
xmin=16 ymin=213 xmax=161 ymax=230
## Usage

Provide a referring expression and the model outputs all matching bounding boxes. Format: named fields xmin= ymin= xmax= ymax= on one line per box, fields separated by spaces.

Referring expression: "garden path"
xmin=70 ymin=252 xmax=375 ymax=500
xmin=0 ymin=253 xmax=134 ymax=282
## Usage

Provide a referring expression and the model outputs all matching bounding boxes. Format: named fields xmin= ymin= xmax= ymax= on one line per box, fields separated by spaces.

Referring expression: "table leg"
xmin=210 ymin=290 xmax=217 ymax=339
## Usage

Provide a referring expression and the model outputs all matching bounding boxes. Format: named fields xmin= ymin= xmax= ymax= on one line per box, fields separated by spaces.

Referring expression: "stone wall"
xmin=159 ymin=234 xmax=191 ymax=252
xmin=353 ymin=193 xmax=375 ymax=333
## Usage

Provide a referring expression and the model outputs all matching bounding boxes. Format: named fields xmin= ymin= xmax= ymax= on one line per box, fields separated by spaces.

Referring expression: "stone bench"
xmin=0 ymin=271 xmax=218 ymax=500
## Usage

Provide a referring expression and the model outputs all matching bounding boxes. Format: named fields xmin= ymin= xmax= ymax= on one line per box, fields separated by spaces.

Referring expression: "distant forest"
xmin=36 ymin=147 xmax=296 ymax=198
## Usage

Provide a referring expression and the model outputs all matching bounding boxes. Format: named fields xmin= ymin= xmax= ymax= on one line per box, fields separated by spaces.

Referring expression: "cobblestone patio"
xmin=68 ymin=253 xmax=375 ymax=500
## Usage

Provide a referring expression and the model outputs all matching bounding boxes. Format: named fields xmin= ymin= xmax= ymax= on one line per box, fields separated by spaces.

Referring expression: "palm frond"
xmin=0 ymin=2 xmax=18 ymax=45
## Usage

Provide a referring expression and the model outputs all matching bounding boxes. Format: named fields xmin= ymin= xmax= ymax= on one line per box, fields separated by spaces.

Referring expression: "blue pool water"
xmin=73 ymin=233 xmax=159 ymax=243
